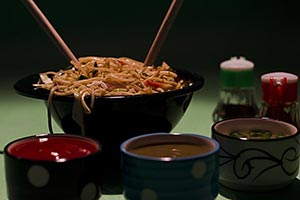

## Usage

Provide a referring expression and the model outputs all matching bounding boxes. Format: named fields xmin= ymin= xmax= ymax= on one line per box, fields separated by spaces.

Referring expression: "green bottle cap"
xmin=220 ymin=57 xmax=254 ymax=88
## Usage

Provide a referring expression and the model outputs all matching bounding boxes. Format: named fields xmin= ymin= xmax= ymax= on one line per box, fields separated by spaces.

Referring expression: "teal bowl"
xmin=120 ymin=133 xmax=219 ymax=200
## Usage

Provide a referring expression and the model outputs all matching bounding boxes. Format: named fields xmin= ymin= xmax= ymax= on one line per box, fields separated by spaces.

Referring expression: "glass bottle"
xmin=258 ymin=72 xmax=299 ymax=129
xmin=213 ymin=57 xmax=258 ymax=122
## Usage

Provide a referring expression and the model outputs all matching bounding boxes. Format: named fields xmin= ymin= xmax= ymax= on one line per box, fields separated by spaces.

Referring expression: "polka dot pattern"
xmin=27 ymin=165 xmax=50 ymax=187
xmin=121 ymin=134 xmax=220 ymax=200
xmin=141 ymin=188 xmax=157 ymax=200
xmin=192 ymin=161 xmax=207 ymax=179
xmin=80 ymin=182 xmax=99 ymax=200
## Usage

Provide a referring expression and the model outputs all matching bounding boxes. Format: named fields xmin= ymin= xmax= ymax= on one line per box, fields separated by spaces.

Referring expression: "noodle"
xmin=33 ymin=56 xmax=186 ymax=114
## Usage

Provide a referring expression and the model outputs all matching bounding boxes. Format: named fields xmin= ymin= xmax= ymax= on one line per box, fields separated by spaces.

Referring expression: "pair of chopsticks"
xmin=21 ymin=0 xmax=184 ymax=66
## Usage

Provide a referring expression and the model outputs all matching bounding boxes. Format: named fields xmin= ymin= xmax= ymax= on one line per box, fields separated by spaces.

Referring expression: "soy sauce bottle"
xmin=213 ymin=57 xmax=258 ymax=122
xmin=258 ymin=72 xmax=299 ymax=128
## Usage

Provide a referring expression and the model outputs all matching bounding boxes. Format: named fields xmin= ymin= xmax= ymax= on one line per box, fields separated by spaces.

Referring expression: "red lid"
xmin=261 ymin=72 xmax=298 ymax=103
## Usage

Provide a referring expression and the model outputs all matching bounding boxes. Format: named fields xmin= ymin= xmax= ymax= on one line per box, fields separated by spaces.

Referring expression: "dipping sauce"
xmin=229 ymin=130 xmax=287 ymax=140
xmin=7 ymin=135 xmax=100 ymax=162
xmin=129 ymin=143 xmax=213 ymax=159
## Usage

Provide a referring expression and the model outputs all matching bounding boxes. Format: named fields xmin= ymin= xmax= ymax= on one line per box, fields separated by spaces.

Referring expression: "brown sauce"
xmin=129 ymin=143 xmax=213 ymax=158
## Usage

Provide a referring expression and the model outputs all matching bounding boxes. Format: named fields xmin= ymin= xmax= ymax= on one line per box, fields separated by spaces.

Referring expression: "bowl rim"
xmin=211 ymin=117 xmax=299 ymax=142
xmin=120 ymin=132 xmax=219 ymax=162
xmin=4 ymin=133 xmax=101 ymax=163
xmin=14 ymin=68 xmax=204 ymax=102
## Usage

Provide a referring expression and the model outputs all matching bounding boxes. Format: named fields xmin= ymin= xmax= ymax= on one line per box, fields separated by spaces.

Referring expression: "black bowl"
xmin=4 ymin=134 xmax=102 ymax=200
xmin=14 ymin=68 xmax=204 ymax=194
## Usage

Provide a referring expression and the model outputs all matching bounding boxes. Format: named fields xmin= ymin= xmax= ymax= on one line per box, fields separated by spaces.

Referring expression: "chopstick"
xmin=21 ymin=0 xmax=80 ymax=66
xmin=143 ymin=0 xmax=184 ymax=66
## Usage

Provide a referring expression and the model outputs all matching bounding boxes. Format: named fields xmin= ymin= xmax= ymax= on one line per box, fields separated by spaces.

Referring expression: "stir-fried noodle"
xmin=33 ymin=56 xmax=186 ymax=134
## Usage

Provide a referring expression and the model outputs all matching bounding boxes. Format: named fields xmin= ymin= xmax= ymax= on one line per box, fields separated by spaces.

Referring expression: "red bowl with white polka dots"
xmin=4 ymin=134 xmax=102 ymax=200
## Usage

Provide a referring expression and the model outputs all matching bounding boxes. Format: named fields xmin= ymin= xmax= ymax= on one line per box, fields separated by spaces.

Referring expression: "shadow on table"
xmin=219 ymin=179 xmax=300 ymax=200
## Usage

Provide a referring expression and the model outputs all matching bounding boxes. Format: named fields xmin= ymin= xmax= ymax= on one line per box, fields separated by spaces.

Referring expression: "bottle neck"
xmin=259 ymin=101 xmax=299 ymax=128
xmin=213 ymin=87 xmax=258 ymax=122
xmin=219 ymin=87 xmax=257 ymax=105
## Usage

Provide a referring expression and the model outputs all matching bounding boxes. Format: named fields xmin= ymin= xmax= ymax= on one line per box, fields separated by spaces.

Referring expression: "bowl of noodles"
xmin=14 ymin=56 xmax=204 ymax=193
